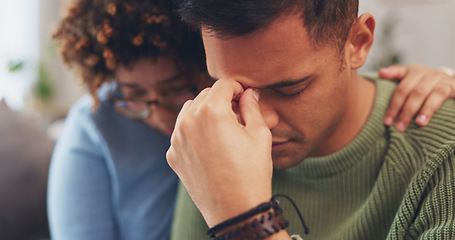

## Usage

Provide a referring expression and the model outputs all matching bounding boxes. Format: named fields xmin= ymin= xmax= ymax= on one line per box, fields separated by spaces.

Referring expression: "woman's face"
xmin=114 ymin=57 xmax=204 ymax=135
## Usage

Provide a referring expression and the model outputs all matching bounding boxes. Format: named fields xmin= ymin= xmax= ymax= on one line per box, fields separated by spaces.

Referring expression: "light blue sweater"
xmin=47 ymin=85 xmax=177 ymax=240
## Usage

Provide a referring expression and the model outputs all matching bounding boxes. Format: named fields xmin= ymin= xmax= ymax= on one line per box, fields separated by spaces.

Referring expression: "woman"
xmin=48 ymin=1 xmax=208 ymax=239
xmin=47 ymin=0 xmax=455 ymax=239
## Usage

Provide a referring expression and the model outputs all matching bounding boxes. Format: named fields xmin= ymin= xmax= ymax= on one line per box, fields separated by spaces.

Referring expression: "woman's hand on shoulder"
xmin=379 ymin=64 xmax=455 ymax=132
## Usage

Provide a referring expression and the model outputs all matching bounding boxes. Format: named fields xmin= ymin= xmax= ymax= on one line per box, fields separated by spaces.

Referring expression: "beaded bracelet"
xmin=207 ymin=194 xmax=310 ymax=240
xmin=214 ymin=203 xmax=288 ymax=240
xmin=207 ymin=202 xmax=274 ymax=238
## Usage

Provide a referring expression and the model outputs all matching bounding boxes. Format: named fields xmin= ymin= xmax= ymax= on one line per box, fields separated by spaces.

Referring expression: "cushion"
xmin=0 ymin=99 xmax=53 ymax=240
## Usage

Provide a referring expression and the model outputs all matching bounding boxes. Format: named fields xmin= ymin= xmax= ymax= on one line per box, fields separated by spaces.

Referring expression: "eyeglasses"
xmin=108 ymin=82 xmax=197 ymax=120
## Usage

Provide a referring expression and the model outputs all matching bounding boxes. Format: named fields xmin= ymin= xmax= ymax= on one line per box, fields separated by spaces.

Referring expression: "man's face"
xmin=203 ymin=13 xmax=356 ymax=168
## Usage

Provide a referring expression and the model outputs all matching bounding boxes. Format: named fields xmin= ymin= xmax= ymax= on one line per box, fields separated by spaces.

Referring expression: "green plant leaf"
xmin=33 ymin=64 xmax=54 ymax=102
xmin=8 ymin=60 xmax=25 ymax=72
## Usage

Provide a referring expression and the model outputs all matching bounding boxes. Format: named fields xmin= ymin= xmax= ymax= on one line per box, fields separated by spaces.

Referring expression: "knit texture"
xmin=170 ymin=77 xmax=455 ymax=240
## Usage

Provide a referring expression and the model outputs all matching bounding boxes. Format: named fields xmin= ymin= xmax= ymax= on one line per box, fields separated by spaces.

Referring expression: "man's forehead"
xmin=202 ymin=13 xmax=309 ymax=46
xmin=201 ymin=13 xmax=325 ymax=87
xmin=202 ymin=13 xmax=315 ymax=57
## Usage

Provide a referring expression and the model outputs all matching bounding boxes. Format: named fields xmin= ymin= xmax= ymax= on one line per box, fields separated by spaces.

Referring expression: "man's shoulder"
xmin=381 ymin=96 xmax=455 ymax=182
xmin=406 ymin=98 xmax=455 ymax=157
xmin=387 ymin=101 xmax=455 ymax=239
xmin=363 ymin=74 xmax=455 ymax=156
xmin=384 ymin=99 xmax=455 ymax=188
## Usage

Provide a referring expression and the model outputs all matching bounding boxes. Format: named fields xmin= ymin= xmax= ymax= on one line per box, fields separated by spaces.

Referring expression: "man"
xmin=167 ymin=0 xmax=455 ymax=239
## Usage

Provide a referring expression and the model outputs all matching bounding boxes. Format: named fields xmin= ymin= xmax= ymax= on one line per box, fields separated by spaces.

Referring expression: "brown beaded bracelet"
xmin=214 ymin=207 xmax=288 ymax=240
xmin=209 ymin=194 xmax=310 ymax=240
xmin=207 ymin=202 xmax=274 ymax=238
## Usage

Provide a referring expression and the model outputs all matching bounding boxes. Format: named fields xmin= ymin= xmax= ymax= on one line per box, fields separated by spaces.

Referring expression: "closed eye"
xmin=273 ymin=82 xmax=310 ymax=99
xmin=207 ymin=74 xmax=312 ymax=99
xmin=269 ymin=76 xmax=313 ymax=99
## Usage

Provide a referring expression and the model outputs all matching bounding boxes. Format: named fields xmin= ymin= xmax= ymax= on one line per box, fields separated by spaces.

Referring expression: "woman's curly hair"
xmin=54 ymin=0 xmax=206 ymax=107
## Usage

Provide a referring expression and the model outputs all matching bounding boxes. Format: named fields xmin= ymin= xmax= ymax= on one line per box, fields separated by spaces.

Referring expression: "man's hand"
xmin=379 ymin=64 xmax=455 ymax=132
xmin=167 ymin=79 xmax=273 ymax=227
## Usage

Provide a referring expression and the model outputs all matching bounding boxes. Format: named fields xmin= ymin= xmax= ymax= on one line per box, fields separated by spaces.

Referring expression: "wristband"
xmin=208 ymin=194 xmax=310 ymax=240
xmin=207 ymin=202 xmax=274 ymax=237
xmin=214 ymin=206 xmax=288 ymax=240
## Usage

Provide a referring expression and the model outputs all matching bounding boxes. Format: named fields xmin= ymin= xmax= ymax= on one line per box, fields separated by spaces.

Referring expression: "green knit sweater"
xmin=171 ymin=78 xmax=455 ymax=240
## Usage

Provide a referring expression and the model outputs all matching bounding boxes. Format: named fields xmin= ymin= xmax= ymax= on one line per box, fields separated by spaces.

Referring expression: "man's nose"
xmin=258 ymin=101 xmax=279 ymax=129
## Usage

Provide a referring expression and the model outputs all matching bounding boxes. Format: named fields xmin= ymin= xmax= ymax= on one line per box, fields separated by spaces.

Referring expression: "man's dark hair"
xmin=177 ymin=0 xmax=359 ymax=50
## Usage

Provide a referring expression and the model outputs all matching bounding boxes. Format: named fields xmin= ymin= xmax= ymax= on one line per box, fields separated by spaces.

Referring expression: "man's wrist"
xmin=207 ymin=201 xmax=275 ymax=237
xmin=208 ymin=200 xmax=288 ymax=239
xmin=214 ymin=209 xmax=289 ymax=240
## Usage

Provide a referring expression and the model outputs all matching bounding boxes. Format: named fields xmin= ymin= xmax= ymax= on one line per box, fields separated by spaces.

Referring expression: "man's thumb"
xmin=239 ymin=88 xmax=267 ymax=129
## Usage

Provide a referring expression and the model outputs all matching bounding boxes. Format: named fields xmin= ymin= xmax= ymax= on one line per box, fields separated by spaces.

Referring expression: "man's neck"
xmin=313 ymin=73 xmax=377 ymax=156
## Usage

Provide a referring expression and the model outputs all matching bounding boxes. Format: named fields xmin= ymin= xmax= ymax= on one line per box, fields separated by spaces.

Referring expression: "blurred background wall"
xmin=360 ymin=0 xmax=455 ymax=71
xmin=0 ymin=0 xmax=84 ymax=125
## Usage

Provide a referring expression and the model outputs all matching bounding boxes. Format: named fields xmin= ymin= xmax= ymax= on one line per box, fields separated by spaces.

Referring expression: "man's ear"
xmin=345 ymin=13 xmax=375 ymax=70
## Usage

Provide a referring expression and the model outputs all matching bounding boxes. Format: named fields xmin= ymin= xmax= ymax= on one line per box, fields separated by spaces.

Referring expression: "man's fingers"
xmin=171 ymin=88 xmax=211 ymax=153
xmin=239 ymin=88 xmax=269 ymax=133
xmin=174 ymin=99 xmax=193 ymax=130
xmin=174 ymin=88 xmax=211 ymax=127
xmin=185 ymin=87 xmax=210 ymax=110
xmin=207 ymin=79 xmax=245 ymax=106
